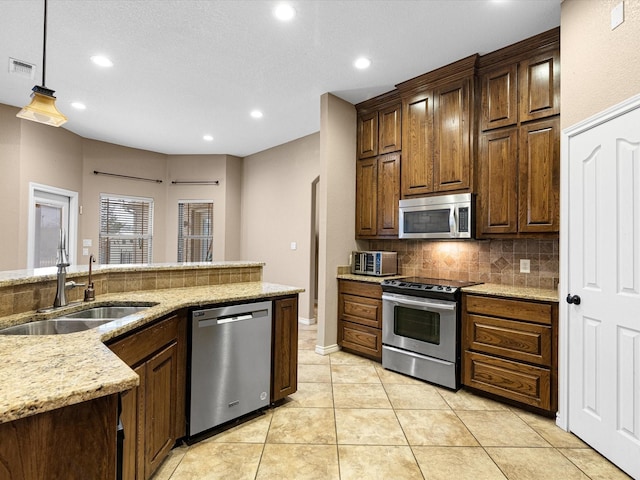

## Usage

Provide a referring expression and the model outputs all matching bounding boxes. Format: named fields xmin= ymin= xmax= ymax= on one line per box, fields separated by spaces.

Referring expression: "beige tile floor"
xmin=152 ymin=323 xmax=631 ymax=480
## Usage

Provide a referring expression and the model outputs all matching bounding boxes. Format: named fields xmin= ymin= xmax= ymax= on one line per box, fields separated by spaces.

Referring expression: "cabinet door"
xmin=377 ymin=153 xmax=400 ymax=236
xmin=519 ymin=49 xmax=560 ymax=122
xmin=518 ymin=117 xmax=560 ymax=233
xmin=355 ymin=157 xmax=378 ymax=238
xmin=478 ymin=128 xmax=519 ymax=235
xmin=120 ymin=365 xmax=144 ymax=480
xmin=402 ymin=91 xmax=434 ymax=197
xmin=144 ymin=342 xmax=178 ymax=479
xmin=378 ymin=103 xmax=402 ymax=154
xmin=434 ymin=78 xmax=471 ymax=192
xmin=357 ymin=111 xmax=378 ymax=159
xmin=272 ymin=297 xmax=299 ymax=402
xmin=481 ymin=63 xmax=518 ymax=131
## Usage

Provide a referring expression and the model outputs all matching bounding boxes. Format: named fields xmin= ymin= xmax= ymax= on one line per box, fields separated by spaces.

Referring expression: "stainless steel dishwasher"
xmin=188 ymin=301 xmax=272 ymax=438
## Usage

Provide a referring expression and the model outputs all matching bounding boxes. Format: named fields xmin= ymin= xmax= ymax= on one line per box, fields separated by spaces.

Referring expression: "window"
xmin=99 ymin=194 xmax=153 ymax=264
xmin=178 ymin=201 xmax=213 ymax=262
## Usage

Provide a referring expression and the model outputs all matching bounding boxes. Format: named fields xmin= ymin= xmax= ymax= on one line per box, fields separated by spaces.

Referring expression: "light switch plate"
xmin=611 ymin=1 xmax=624 ymax=30
xmin=520 ymin=259 xmax=531 ymax=274
xmin=290 ymin=242 xmax=297 ymax=250
xmin=83 ymin=239 xmax=92 ymax=247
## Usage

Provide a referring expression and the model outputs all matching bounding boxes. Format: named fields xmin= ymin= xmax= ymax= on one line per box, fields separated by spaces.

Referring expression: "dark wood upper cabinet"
xmin=477 ymin=27 xmax=560 ymax=238
xmin=355 ymin=92 xmax=402 ymax=239
xmin=378 ymin=103 xmax=402 ymax=154
xmin=357 ymin=111 xmax=378 ymax=159
xmin=478 ymin=127 xmax=519 ymax=234
xmin=519 ymin=50 xmax=560 ymax=123
xmin=481 ymin=63 xmax=518 ymax=131
xmin=434 ymin=78 xmax=472 ymax=192
xmin=355 ymin=157 xmax=378 ymax=237
xmin=518 ymin=117 xmax=560 ymax=233
xmin=398 ymin=55 xmax=477 ymax=198
xmin=401 ymin=91 xmax=434 ymax=197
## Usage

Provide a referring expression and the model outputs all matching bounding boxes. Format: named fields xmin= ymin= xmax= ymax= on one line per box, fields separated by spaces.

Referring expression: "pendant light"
xmin=16 ymin=0 xmax=67 ymax=127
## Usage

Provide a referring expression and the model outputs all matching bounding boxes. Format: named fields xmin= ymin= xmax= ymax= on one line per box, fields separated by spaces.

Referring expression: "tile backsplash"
xmin=368 ymin=238 xmax=559 ymax=289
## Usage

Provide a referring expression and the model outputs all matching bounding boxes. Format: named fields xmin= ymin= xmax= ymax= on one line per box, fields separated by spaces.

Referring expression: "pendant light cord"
xmin=42 ymin=0 xmax=48 ymax=87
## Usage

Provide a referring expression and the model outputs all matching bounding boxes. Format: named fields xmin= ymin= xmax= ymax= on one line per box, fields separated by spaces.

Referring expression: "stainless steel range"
xmin=381 ymin=277 xmax=478 ymax=390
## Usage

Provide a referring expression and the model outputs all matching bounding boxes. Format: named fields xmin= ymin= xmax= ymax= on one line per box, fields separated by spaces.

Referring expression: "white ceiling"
xmin=0 ymin=0 xmax=560 ymax=157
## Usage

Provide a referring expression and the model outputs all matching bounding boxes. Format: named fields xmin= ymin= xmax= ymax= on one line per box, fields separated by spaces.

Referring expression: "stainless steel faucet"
xmin=52 ymin=230 xmax=84 ymax=308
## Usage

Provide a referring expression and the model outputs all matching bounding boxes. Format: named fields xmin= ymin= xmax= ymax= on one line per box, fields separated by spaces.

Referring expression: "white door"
xmin=28 ymin=183 xmax=78 ymax=269
xmin=566 ymin=98 xmax=640 ymax=479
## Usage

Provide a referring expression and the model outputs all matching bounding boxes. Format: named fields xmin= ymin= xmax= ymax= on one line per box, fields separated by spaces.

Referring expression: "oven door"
xmin=382 ymin=292 xmax=457 ymax=362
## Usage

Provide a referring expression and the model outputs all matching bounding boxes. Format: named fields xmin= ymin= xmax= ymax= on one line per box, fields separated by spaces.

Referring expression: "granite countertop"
xmin=462 ymin=283 xmax=559 ymax=302
xmin=0 ymin=281 xmax=302 ymax=424
xmin=337 ymin=273 xmax=406 ymax=284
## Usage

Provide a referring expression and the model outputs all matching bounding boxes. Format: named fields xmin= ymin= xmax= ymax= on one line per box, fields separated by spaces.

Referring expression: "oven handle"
xmin=382 ymin=293 xmax=456 ymax=311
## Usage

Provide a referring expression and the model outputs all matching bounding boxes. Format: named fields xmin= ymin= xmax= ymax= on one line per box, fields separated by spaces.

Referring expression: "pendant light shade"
xmin=16 ymin=0 xmax=67 ymax=127
xmin=17 ymin=86 xmax=67 ymax=127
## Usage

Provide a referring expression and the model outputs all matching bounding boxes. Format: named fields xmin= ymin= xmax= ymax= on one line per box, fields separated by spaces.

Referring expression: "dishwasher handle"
xmin=197 ymin=308 xmax=269 ymax=328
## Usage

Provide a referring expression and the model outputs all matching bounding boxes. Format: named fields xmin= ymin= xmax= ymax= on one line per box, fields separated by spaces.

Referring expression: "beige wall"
xmin=224 ymin=155 xmax=243 ymax=260
xmin=241 ymin=133 xmax=320 ymax=321
xmin=561 ymin=0 xmax=640 ymax=128
xmin=317 ymin=94 xmax=358 ymax=351
xmin=166 ymin=154 xmax=234 ymax=262
xmin=0 ymin=104 xmax=23 ymax=270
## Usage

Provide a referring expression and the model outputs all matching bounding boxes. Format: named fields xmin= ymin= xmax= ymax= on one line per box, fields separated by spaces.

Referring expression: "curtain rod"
xmin=171 ymin=180 xmax=220 ymax=185
xmin=93 ymin=170 xmax=163 ymax=183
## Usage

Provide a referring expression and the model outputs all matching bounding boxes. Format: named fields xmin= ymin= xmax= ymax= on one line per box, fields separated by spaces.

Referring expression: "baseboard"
xmin=298 ymin=316 xmax=316 ymax=326
xmin=315 ymin=344 xmax=340 ymax=356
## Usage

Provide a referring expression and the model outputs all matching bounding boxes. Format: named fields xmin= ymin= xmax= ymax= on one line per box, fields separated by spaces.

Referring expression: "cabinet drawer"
xmin=463 ymin=351 xmax=551 ymax=410
xmin=340 ymin=294 xmax=381 ymax=329
xmin=339 ymin=321 xmax=382 ymax=360
xmin=466 ymin=314 xmax=551 ymax=366
xmin=109 ymin=315 xmax=179 ymax=367
xmin=465 ymin=295 xmax=552 ymax=325
xmin=339 ymin=280 xmax=382 ymax=298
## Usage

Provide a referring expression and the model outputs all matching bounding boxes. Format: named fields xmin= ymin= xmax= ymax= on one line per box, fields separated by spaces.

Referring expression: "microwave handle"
xmin=449 ymin=207 xmax=456 ymax=236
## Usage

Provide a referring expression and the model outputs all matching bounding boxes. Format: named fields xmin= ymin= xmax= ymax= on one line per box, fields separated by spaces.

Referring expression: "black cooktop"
xmin=381 ymin=277 xmax=480 ymax=300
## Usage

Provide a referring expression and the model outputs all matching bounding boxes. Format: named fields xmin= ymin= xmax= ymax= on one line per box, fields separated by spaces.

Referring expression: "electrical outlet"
xmin=520 ymin=259 xmax=531 ymax=274
xmin=290 ymin=242 xmax=297 ymax=250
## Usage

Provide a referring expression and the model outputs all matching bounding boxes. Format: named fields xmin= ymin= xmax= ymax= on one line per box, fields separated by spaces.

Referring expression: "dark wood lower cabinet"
xmin=271 ymin=296 xmax=299 ymax=402
xmin=0 ymin=394 xmax=118 ymax=480
xmin=462 ymin=293 xmax=558 ymax=414
xmin=338 ymin=280 xmax=383 ymax=361
xmin=108 ymin=312 xmax=187 ymax=480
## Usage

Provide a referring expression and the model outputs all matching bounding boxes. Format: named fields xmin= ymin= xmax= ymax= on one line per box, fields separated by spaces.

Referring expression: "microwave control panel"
xmin=458 ymin=207 xmax=469 ymax=233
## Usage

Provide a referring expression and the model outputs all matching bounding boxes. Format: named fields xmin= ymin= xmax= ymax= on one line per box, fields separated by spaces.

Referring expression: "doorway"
xmin=28 ymin=183 xmax=78 ymax=269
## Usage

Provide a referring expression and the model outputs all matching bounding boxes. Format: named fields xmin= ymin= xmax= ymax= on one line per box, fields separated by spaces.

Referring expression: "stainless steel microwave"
xmin=399 ymin=193 xmax=474 ymax=239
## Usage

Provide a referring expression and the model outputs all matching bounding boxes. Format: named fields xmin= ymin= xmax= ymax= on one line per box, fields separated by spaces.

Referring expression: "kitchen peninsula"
xmin=0 ymin=262 xmax=303 ymax=480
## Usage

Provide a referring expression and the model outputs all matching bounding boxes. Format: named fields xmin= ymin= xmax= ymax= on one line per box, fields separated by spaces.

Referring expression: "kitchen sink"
xmin=59 ymin=305 xmax=152 ymax=319
xmin=0 ymin=319 xmax=114 ymax=335
xmin=0 ymin=303 xmax=157 ymax=335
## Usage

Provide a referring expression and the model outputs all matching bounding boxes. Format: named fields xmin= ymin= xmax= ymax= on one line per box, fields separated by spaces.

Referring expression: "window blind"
xmin=178 ymin=201 xmax=213 ymax=262
xmin=99 ymin=194 xmax=153 ymax=264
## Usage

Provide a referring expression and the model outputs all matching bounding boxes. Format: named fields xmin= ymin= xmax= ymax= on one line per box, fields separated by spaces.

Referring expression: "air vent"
xmin=9 ymin=58 xmax=36 ymax=80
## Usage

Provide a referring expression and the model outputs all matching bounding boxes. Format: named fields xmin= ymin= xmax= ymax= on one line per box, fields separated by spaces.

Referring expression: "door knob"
xmin=566 ymin=294 xmax=581 ymax=305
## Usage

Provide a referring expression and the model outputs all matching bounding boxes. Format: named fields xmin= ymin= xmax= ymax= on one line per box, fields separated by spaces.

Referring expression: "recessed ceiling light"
xmin=71 ymin=102 xmax=86 ymax=110
xmin=274 ymin=3 xmax=296 ymax=21
xmin=90 ymin=55 xmax=113 ymax=67
xmin=354 ymin=57 xmax=372 ymax=70
xmin=250 ymin=110 xmax=263 ymax=119
xmin=203 ymin=135 xmax=214 ymax=141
